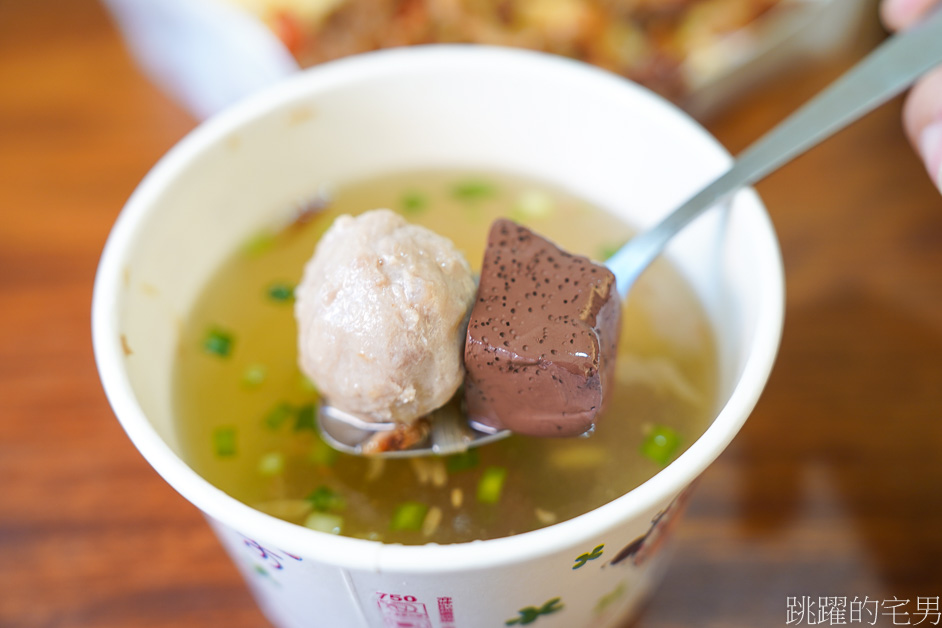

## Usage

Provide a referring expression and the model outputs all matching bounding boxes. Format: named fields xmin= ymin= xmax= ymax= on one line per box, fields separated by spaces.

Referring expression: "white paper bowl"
xmin=93 ymin=46 xmax=784 ymax=628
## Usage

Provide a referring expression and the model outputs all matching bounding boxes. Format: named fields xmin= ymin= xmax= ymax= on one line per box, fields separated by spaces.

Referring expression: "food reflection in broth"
xmin=173 ymin=170 xmax=717 ymax=544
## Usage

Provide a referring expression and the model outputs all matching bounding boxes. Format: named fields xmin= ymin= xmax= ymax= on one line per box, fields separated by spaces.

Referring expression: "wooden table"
xmin=3 ymin=1 xmax=941 ymax=626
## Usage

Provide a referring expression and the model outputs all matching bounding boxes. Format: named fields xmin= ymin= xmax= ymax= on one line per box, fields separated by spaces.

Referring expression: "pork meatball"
xmin=295 ymin=209 xmax=476 ymax=424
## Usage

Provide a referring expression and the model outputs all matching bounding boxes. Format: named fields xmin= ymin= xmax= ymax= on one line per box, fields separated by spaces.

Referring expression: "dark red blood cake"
xmin=464 ymin=219 xmax=621 ymax=437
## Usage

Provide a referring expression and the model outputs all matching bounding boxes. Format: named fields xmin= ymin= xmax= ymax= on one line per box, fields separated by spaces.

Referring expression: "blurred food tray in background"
xmin=103 ymin=0 xmax=874 ymax=120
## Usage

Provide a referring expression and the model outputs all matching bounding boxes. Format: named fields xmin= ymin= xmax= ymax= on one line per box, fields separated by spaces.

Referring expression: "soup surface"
xmin=173 ymin=170 xmax=717 ymax=544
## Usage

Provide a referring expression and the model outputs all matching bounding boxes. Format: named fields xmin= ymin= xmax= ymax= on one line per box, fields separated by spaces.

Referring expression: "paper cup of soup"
xmin=93 ymin=46 xmax=783 ymax=628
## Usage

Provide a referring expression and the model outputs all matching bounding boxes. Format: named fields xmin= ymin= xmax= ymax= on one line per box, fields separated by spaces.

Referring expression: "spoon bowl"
xmin=317 ymin=401 xmax=510 ymax=457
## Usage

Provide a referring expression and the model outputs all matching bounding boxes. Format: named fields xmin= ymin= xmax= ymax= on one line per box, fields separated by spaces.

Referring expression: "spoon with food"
xmin=305 ymin=7 xmax=942 ymax=457
xmin=299 ymin=209 xmax=621 ymax=457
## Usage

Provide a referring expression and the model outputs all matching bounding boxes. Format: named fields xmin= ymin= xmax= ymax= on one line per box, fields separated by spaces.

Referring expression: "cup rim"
xmin=92 ymin=44 xmax=784 ymax=574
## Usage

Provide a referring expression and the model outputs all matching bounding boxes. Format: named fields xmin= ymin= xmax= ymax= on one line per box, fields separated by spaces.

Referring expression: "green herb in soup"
xmin=173 ymin=170 xmax=717 ymax=544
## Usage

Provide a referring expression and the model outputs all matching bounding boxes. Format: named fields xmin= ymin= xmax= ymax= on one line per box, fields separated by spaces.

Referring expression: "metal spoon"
xmin=319 ymin=9 xmax=942 ymax=457
xmin=318 ymin=401 xmax=509 ymax=458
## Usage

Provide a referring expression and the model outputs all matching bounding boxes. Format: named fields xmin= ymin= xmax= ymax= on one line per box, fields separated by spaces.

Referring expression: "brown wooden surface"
xmin=2 ymin=1 xmax=941 ymax=626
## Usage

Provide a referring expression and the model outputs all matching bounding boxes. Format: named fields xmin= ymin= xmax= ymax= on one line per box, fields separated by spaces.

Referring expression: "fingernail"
xmin=918 ymin=120 xmax=942 ymax=190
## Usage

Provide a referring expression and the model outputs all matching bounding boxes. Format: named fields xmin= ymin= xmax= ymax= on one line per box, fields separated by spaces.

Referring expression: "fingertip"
xmin=880 ymin=0 xmax=904 ymax=30
xmin=903 ymin=67 xmax=942 ymax=189
xmin=902 ymin=66 xmax=942 ymax=145
xmin=881 ymin=0 xmax=939 ymax=31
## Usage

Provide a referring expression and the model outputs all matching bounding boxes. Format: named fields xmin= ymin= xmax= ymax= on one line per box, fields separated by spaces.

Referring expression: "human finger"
xmin=881 ymin=0 xmax=940 ymax=31
xmin=903 ymin=66 xmax=942 ymax=189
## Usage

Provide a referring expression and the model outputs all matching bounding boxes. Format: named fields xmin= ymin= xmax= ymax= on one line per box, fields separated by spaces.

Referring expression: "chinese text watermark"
xmin=787 ymin=596 xmax=941 ymax=626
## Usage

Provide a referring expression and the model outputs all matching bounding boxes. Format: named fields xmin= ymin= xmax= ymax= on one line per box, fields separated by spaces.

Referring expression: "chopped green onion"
xmin=390 ymin=501 xmax=429 ymax=532
xmin=401 ymin=191 xmax=428 ymax=214
xmin=202 ymin=327 xmax=234 ymax=358
xmin=477 ymin=466 xmax=507 ymax=504
xmin=212 ymin=426 xmax=237 ymax=457
xmin=294 ymin=404 xmax=317 ymax=431
xmin=241 ymin=363 xmax=268 ymax=388
xmin=309 ymin=434 xmax=339 ymax=468
xmin=452 ymin=180 xmax=496 ymax=202
xmin=257 ymin=451 xmax=286 ymax=476
xmin=512 ymin=189 xmax=554 ymax=218
xmin=242 ymin=230 xmax=276 ymax=257
xmin=598 ymin=241 xmax=628 ymax=262
xmin=262 ymin=402 xmax=294 ymax=431
xmin=641 ymin=425 xmax=681 ymax=466
xmin=266 ymin=282 xmax=295 ymax=303
xmin=304 ymin=512 xmax=344 ymax=535
xmin=298 ymin=373 xmax=318 ymax=395
xmin=306 ymin=486 xmax=346 ymax=512
xmin=446 ymin=449 xmax=480 ymax=473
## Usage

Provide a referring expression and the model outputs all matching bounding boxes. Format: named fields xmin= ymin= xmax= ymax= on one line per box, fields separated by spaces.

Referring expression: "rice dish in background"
xmin=226 ymin=0 xmax=781 ymax=103
xmin=104 ymin=0 xmax=872 ymax=119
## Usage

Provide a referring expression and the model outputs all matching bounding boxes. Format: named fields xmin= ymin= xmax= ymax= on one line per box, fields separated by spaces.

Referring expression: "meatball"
xmin=295 ymin=209 xmax=476 ymax=423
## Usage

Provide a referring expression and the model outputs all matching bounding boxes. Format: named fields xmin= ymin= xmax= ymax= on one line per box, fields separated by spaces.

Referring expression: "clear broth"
xmin=173 ymin=170 xmax=717 ymax=544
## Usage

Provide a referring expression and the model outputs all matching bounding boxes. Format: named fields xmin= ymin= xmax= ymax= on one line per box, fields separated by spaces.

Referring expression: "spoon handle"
xmin=607 ymin=7 xmax=942 ymax=298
